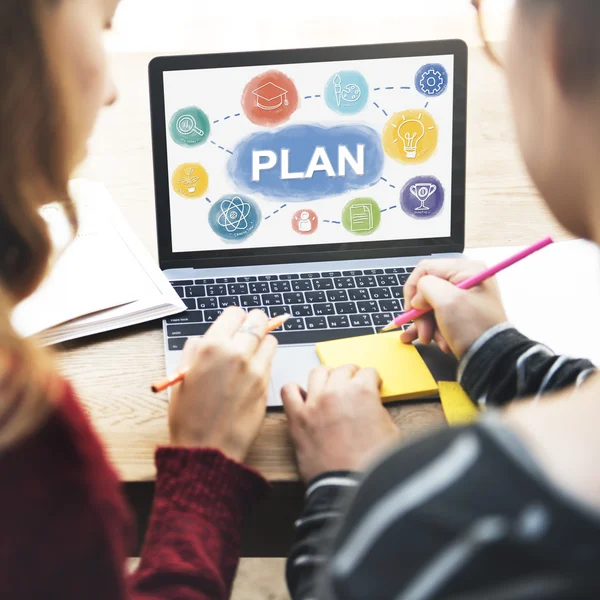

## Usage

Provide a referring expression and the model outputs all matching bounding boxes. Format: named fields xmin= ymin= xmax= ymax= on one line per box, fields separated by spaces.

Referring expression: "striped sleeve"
xmin=458 ymin=324 xmax=596 ymax=408
xmin=287 ymin=472 xmax=361 ymax=600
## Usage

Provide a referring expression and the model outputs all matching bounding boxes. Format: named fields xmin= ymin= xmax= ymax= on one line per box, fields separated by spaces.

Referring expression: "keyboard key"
xmin=398 ymin=274 xmax=411 ymax=285
xmin=380 ymin=299 xmax=402 ymax=312
xmin=167 ymin=323 xmax=210 ymax=337
xmin=292 ymin=305 xmax=313 ymax=317
xmin=314 ymin=303 xmax=335 ymax=316
xmin=228 ymin=283 xmax=248 ymax=295
xmin=349 ymin=289 xmax=369 ymax=301
xmin=335 ymin=302 xmax=358 ymax=315
xmin=306 ymin=316 xmax=327 ymax=329
xmin=195 ymin=278 xmax=215 ymax=285
xmin=183 ymin=298 xmax=196 ymax=310
xmin=313 ymin=278 xmax=334 ymax=290
xmin=327 ymin=315 xmax=350 ymax=328
xmin=342 ymin=270 xmax=363 ymax=276
xmin=263 ymin=294 xmax=283 ymax=306
xmin=168 ymin=338 xmax=187 ymax=351
xmin=305 ymin=291 xmax=326 ymax=303
xmin=334 ymin=277 xmax=356 ymax=289
xmin=350 ymin=314 xmax=372 ymax=327
xmin=284 ymin=318 xmax=306 ymax=331
xmin=216 ymin=277 xmax=236 ymax=283
xmin=219 ymin=296 xmax=240 ymax=308
xmin=284 ymin=292 xmax=304 ymax=305
xmin=292 ymin=280 xmax=313 ymax=292
xmin=406 ymin=267 xmax=415 ymax=273
xmin=391 ymin=287 xmax=404 ymax=299
xmin=327 ymin=290 xmax=348 ymax=302
xmin=356 ymin=276 xmax=376 ymax=288
xmin=250 ymin=282 xmax=269 ymax=294
xmin=166 ymin=311 xmax=205 ymax=324
xmin=300 ymin=273 xmax=321 ymax=279
xmin=240 ymin=295 xmax=262 ymax=307
xmin=197 ymin=297 xmax=218 ymax=310
xmin=358 ymin=301 xmax=379 ymax=313
xmin=384 ymin=268 xmax=406 ymax=274
xmin=270 ymin=281 xmax=292 ymax=293
xmin=321 ymin=271 xmax=341 ymax=278
xmin=204 ymin=309 xmax=223 ymax=322
xmin=236 ymin=276 xmax=257 ymax=282
xmin=206 ymin=285 xmax=226 ymax=296
xmin=279 ymin=273 xmax=300 ymax=280
xmin=173 ymin=287 xmax=184 ymax=298
xmin=256 ymin=306 xmax=268 ymax=314
xmin=258 ymin=275 xmax=279 ymax=281
xmin=363 ymin=269 xmax=384 ymax=275
xmin=185 ymin=285 xmax=206 ymax=298
xmin=172 ymin=280 xmax=193 ymax=286
xmin=269 ymin=305 xmax=290 ymax=318
xmin=372 ymin=313 xmax=394 ymax=327
xmin=370 ymin=287 xmax=391 ymax=300
xmin=377 ymin=275 xmax=398 ymax=286
xmin=271 ymin=327 xmax=373 ymax=345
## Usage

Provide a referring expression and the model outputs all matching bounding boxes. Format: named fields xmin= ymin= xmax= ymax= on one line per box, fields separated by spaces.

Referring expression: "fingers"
xmin=328 ymin=364 xmax=360 ymax=388
xmin=281 ymin=383 xmax=306 ymax=420
xmin=434 ymin=331 xmax=451 ymax=354
xmin=307 ymin=366 xmax=330 ymax=399
xmin=232 ymin=309 xmax=270 ymax=357
xmin=251 ymin=334 xmax=279 ymax=377
xmin=415 ymin=314 xmax=436 ymax=345
xmin=353 ymin=367 xmax=382 ymax=390
xmin=416 ymin=275 xmax=463 ymax=312
xmin=204 ymin=306 xmax=248 ymax=342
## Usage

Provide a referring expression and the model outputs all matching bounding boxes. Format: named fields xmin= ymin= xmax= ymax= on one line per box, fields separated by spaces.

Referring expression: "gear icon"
xmin=415 ymin=63 xmax=448 ymax=98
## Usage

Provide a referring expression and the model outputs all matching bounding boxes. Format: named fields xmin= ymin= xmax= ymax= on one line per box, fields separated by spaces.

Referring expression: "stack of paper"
xmin=11 ymin=180 xmax=186 ymax=345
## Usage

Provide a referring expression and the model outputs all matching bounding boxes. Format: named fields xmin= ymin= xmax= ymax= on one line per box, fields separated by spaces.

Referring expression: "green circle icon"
xmin=342 ymin=197 xmax=381 ymax=236
xmin=169 ymin=106 xmax=211 ymax=147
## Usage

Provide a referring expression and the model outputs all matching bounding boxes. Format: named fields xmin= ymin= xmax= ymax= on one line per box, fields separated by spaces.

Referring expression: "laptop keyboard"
xmin=165 ymin=267 xmax=414 ymax=350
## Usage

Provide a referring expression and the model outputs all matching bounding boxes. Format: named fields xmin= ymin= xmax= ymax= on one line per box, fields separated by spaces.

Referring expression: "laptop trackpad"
xmin=268 ymin=345 xmax=321 ymax=407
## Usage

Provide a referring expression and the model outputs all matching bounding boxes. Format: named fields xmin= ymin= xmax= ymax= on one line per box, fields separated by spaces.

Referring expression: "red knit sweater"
xmin=0 ymin=379 xmax=269 ymax=599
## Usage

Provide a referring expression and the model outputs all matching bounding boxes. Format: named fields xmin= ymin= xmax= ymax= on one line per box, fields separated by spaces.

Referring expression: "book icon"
xmin=350 ymin=203 xmax=374 ymax=232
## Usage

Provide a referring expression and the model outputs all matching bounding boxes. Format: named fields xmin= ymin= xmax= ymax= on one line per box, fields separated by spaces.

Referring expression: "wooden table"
xmin=57 ymin=47 xmax=568 ymax=555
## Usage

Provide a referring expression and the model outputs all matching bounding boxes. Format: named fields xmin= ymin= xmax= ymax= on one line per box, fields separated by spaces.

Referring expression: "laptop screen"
xmin=152 ymin=43 xmax=467 ymax=268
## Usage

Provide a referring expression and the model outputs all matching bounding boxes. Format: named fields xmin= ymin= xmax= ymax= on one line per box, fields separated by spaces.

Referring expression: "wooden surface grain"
xmin=61 ymin=47 xmax=569 ymax=483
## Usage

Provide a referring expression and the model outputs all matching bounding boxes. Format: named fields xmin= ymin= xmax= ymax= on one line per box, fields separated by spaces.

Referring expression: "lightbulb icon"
xmin=397 ymin=119 xmax=425 ymax=159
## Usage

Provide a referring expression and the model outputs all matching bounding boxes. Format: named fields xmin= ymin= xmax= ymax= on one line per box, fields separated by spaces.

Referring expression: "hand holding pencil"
xmin=162 ymin=307 xmax=284 ymax=462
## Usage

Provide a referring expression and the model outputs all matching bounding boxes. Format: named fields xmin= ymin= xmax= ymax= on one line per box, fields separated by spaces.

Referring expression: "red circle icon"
xmin=292 ymin=209 xmax=318 ymax=235
xmin=242 ymin=70 xmax=299 ymax=127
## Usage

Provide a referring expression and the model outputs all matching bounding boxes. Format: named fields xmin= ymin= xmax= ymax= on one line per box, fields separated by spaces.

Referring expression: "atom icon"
xmin=217 ymin=196 xmax=251 ymax=232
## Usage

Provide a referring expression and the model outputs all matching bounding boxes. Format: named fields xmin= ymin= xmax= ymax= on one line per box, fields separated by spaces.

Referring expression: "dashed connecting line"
xmin=210 ymin=140 xmax=234 ymax=155
xmin=264 ymin=204 xmax=288 ymax=221
xmin=380 ymin=176 xmax=397 ymax=190
xmin=212 ymin=113 xmax=241 ymax=124
xmin=303 ymin=94 xmax=322 ymax=100
xmin=205 ymin=197 xmax=212 ymax=204
xmin=373 ymin=86 xmax=411 ymax=91
xmin=323 ymin=219 xmax=341 ymax=225
xmin=372 ymin=101 xmax=389 ymax=117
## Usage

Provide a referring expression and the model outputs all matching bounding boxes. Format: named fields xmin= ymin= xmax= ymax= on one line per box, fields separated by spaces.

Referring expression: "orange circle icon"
xmin=242 ymin=70 xmax=299 ymax=127
xmin=292 ymin=209 xmax=318 ymax=235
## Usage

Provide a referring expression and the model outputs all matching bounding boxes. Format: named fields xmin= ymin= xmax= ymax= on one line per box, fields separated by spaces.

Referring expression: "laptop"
xmin=149 ymin=40 xmax=468 ymax=406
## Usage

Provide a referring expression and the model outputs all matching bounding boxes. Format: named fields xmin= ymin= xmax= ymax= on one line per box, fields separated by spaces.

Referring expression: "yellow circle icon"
xmin=382 ymin=109 xmax=438 ymax=165
xmin=172 ymin=163 xmax=209 ymax=199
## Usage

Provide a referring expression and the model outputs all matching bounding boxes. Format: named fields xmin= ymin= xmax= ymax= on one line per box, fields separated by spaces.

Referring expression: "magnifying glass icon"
xmin=176 ymin=114 xmax=205 ymax=137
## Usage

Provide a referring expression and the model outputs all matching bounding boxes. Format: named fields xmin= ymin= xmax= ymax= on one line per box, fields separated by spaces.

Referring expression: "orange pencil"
xmin=151 ymin=313 xmax=290 ymax=393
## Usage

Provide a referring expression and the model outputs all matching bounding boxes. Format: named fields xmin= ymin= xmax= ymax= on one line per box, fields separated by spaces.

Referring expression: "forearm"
xmin=287 ymin=471 xmax=361 ymax=600
xmin=459 ymin=323 xmax=596 ymax=407
xmin=130 ymin=448 xmax=269 ymax=600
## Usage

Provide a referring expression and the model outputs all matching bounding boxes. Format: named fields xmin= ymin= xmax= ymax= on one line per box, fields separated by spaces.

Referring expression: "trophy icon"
xmin=410 ymin=183 xmax=437 ymax=212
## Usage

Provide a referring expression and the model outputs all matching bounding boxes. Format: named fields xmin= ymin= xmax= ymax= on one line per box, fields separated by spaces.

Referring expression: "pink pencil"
xmin=379 ymin=237 xmax=554 ymax=334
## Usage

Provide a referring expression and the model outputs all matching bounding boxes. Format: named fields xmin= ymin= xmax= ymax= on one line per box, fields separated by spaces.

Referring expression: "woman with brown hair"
xmin=284 ymin=1 xmax=600 ymax=598
xmin=0 ymin=1 xmax=280 ymax=598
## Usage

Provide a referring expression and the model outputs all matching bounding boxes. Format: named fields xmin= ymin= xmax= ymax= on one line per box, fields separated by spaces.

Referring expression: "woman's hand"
xmin=168 ymin=307 xmax=278 ymax=462
xmin=400 ymin=259 xmax=508 ymax=359
xmin=282 ymin=366 xmax=399 ymax=482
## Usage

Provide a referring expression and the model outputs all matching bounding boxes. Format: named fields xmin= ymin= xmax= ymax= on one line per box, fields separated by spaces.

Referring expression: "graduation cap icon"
xmin=252 ymin=81 xmax=290 ymax=111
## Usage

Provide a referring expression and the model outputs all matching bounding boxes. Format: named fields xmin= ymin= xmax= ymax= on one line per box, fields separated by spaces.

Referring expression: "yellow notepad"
xmin=316 ymin=333 xmax=438 ymax=403
xmin=438 ymin=382 xmax=480 ymax=425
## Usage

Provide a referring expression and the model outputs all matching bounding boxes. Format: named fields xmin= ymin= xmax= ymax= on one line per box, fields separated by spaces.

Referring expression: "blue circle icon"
xmin=325 ymin=71 xmax=369 ymax=115
xmin=209 ymin=194 xmax=261 ymax=242
xmin=415 ymin=64 xmax=449 ymax=97
xmin=400 ymin=176 xmax=445 ymax=219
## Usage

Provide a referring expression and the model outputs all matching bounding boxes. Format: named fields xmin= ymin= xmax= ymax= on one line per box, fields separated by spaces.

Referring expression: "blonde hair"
xmin=0 ymin=0 xmax=77 ymax=450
